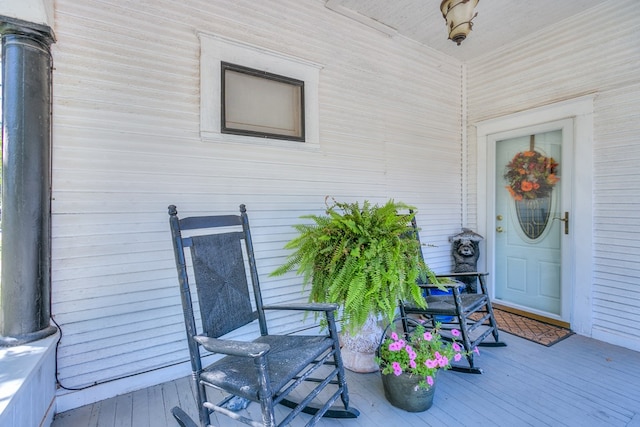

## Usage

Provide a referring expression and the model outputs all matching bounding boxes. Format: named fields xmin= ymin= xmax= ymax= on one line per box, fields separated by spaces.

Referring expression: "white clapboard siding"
xmin=51 ymin=0 xmax=464 ymax=403
xmin=467 ymin=1 xmax=640 ymax=348
xmin=591 ymin=81 xmax=640 ymax=344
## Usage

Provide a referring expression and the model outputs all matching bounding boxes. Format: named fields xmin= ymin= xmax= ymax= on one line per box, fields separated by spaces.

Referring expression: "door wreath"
xmin=504 ymin=136 xmax=559 ymax=239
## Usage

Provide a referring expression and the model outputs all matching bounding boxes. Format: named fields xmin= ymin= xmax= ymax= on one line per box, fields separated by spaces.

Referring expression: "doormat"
xmin=491 ymin=308 xmax=573 ymax=347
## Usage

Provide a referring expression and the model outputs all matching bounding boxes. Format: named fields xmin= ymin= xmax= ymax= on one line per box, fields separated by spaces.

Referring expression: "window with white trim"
xmin=199 ymin=32 xmax=321 ymax=148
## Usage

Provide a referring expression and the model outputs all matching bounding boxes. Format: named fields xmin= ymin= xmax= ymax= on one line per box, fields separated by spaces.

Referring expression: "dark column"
xmin=0 ymin=16 xmax=56 ymax=346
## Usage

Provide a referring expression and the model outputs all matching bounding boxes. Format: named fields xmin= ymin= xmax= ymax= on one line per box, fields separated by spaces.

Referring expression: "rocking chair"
xmin=168 ymin=204 xmax=359 ymax=426
xmin=399 ymin=218 xmax=506 ymax=374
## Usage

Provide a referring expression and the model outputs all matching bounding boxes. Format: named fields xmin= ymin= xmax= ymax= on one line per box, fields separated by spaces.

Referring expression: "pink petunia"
xmin=438 ymin=356 xmax=449 ymax=368
xmin=425 ymin=359 xmax=438 ymax=369
xmin=451 ymin=329 xmax=461 ymax=337
xmin=390 ymin=332 xmax=399 ymax=341
xmin=423 ymin=332 xmax=433 ymax=341
xmin=426 ymin=375 xmax=434 ymax=387
xmin=454 ymin=353 xmax=462 ymax=362
xmin=404 ymin=346 xmax=416 ymax=359
xmin=452 ymin=343 xmax=461 ymax=352
xmin=392 ymin=361 xmax=402 ymax=376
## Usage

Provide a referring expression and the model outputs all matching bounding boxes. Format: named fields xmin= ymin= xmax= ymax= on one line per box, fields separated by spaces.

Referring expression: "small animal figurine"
xmin=449 ymin=228 xmax=484 ymax=293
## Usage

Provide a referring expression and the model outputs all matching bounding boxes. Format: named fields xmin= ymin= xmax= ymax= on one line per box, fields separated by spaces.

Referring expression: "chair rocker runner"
xmin=168 ymin=204 xmax=359 ymax=427
xmin=399 ymin=219 xmax=506 ymax=374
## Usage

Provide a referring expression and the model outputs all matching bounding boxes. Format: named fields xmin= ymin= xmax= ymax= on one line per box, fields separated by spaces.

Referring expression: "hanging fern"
xmin=271 ymin=198 xmax=436 ymax=333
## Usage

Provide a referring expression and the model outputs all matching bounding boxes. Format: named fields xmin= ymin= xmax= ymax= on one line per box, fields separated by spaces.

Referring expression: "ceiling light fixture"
xmin=440 ymin=0 xmax=479 ymax=46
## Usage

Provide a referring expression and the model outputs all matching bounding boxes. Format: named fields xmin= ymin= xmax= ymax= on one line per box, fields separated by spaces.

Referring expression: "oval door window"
xmin=514 ymin=196 xmax=551 ymax=239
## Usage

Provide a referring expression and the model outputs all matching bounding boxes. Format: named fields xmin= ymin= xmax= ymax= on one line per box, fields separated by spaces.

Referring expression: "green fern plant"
xmin=271 ymin=198 xmax=436 ymax=333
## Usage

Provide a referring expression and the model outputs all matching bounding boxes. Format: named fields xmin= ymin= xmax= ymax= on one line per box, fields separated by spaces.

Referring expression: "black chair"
xmin=399 ymin=219 xmax=506 ymax=374
xmin=168 ymin=204 xmax=359 ymax=427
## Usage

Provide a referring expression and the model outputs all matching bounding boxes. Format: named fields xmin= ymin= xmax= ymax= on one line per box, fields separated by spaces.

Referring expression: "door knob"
xmin=553 ymin=211 xmax=569 ymax=235
xmin=496 ymin=226 xmax=503 ymax=233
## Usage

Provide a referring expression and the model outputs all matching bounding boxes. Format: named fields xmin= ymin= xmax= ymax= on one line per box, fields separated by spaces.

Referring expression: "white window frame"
xmin=199 ymin=32 xmax=322 ymax=149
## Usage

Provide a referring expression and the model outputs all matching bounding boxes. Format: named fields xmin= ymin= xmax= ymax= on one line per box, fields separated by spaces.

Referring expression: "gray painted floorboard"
xmin=52 ymin=332 xmax=640 ymax=427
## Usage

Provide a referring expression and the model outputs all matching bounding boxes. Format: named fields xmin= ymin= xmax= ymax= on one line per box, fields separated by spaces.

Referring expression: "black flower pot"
xmin=381 ymin=371 xmax=437 ymax=412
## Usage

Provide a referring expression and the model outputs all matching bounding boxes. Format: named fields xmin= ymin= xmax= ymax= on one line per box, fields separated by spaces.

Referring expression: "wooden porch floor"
xmin=52 ymin=332 xmax=640 ymax=427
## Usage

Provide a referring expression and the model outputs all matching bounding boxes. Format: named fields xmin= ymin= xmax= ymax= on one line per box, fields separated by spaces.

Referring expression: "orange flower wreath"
xmin=504 ymin=151 xmax=559 ymax=201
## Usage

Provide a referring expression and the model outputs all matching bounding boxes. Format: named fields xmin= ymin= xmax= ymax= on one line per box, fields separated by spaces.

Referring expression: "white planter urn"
xmin=340 ymin=315 xmax=383 ymax=373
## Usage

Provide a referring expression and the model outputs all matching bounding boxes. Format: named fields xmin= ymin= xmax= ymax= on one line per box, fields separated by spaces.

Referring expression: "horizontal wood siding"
xmin=592 ymin=82 xmax=640 ymax=343
xmin=467 ymin=0 xmax=640 ymax=347
xmin=51 ymin=0 xmax=464 ymax=400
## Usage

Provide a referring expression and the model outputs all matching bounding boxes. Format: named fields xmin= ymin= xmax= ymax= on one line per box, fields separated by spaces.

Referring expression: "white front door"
xmin=488 ymin=119 xmax=573 ymax=322
xmin=476 ymin=97 xmax=594 ymax=333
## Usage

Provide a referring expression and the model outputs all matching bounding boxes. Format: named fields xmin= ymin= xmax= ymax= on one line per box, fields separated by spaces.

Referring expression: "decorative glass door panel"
xmin=494 ymin=130 xmax=563 ymax=315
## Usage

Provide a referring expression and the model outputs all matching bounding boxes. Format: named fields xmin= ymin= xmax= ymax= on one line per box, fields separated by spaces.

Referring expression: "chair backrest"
xmin=409 ymin=215 xmax=425 ymax=260
xmin=168 ymin=204 xmax=269 ymax=346
xmin=409 ymin=215 xmax=462 ymax=295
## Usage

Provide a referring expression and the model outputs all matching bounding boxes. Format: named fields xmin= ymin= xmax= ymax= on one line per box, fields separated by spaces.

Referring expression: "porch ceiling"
xmin=325 ymin=0 xmax=610 ymax=61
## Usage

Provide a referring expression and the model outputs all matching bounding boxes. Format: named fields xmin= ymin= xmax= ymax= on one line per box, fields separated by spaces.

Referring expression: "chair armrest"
xmin=417 ymin=281 xmax=465 ymax=289
xmin=435 ymin=272 xmax=488 ymax=279
xmin=193 ymin=335 xmax=270 ymax=358
xmin=263 ymin=302 xmax=339 ymax=312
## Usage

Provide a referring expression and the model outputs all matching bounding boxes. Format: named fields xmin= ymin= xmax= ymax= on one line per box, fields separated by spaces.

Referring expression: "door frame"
xmin=491 ymin=121 xmax=572 ymax=322
xmin=475 ymin=96 xmax=594 ymax=335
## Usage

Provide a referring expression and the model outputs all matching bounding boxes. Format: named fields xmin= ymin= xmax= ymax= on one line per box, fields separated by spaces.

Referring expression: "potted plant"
xmin=271 ymin=198 xmax=436 ymax=372
xmin=376 ymin=319 xmax=471 ymax=412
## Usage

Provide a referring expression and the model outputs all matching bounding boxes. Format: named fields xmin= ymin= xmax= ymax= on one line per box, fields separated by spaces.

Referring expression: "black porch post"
xmin=0 ymin=16 xmax=56 ymax=346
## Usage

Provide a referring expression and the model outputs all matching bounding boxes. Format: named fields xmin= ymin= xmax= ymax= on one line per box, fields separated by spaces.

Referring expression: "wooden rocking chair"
xmin=399 ymin=218 xmax=506 ymax=374
xmin=168 ymin=204 xmax=359 ymax=426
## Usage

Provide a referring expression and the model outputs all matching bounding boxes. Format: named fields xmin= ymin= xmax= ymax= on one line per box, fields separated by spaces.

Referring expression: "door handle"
xmin=553 ymin=211 xmax=569 ymax=235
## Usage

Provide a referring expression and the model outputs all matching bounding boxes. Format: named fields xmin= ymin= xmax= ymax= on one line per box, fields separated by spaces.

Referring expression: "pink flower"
xmin=391 ymin=341 xmax=406 ymax=351
xmin=454 ymin=353 xmax=462 ymax=362
xmin=392 ymin=362 xmax=402 ymax=376
xmin=438 ymin=356 xmax=449 ymax=368
xmin=409 ymin=360 xmax=417 ymax=369
xmin=451 ymin=329 xmax=461 ymax=337
xmin=426 ymin=376 xmax=434 ymax=387
xmin=425 ymin=359 xmax=438 ymax=369
xmin=390 ymin=332 xmax=399 ymax=340
xmin=452 ymin=343 xmax=461 ymax=352
xmin=404 ymin=345 xmax=417 ymax=359
xmin=423 ymin=332 xmax=432 ymax=341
